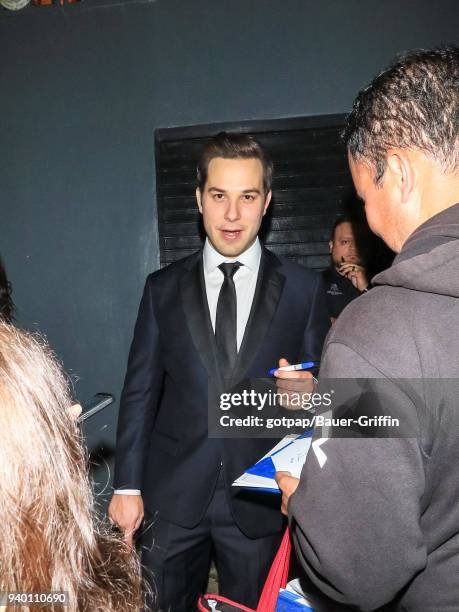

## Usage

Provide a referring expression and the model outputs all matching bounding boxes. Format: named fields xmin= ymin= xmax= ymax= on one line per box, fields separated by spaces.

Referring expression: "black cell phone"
xmin=78 ymin=393 xmax=114 ymax=422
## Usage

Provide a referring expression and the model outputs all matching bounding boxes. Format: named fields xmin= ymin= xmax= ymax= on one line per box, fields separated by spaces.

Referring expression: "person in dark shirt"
xmin=322 ymin=216 xmax=369 ymax=321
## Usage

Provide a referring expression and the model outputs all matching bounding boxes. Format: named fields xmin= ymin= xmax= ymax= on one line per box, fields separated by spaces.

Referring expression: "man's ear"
xmin=263 ymin=190 xmax=272 ymax=215
xmin=196 ymin=188 xmax=203 ymax=214
xmin=329 ymin=240 xmax=333 ymax=253
xmin=386 ymin=149 xmax=415 ymax=204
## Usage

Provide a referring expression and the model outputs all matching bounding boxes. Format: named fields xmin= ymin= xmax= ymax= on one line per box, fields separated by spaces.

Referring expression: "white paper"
xmin=232 ymin=433 xmax=312 ymax=492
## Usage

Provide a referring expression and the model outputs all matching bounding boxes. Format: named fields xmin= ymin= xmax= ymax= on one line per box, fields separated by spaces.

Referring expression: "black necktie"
xmin=215 ymin=262 xmax=242 ymax=373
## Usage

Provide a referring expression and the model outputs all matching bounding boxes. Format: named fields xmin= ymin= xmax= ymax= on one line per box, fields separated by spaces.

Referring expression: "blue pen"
xmin=268 ymin=361 xmax=319 ymax=376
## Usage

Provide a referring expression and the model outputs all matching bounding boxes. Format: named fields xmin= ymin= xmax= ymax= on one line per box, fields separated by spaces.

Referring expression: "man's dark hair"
xmin=196 ymin=132 xmax=273 ymax=194
xmin=0 ymin=256 xmax=14 ymax=323
xmin=331 ymin=214 xmax=353 ymax=241
xmin=343 ymin=45 xmax=459 ymax=183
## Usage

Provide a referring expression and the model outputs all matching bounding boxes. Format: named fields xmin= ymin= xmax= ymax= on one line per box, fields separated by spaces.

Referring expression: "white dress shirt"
xmin=115 ymin=238 xmax=262 ymax=496
xmin=203 ymin=237 xmax=261 ymax=350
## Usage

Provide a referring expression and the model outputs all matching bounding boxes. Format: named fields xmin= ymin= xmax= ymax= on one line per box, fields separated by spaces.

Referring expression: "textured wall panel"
xmin=156 ymin=115 xmax=355 ymax=269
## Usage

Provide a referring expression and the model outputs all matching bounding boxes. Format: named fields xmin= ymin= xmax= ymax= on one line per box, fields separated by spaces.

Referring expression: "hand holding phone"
xmin=77 ymin=393 xmax=114 ymax=422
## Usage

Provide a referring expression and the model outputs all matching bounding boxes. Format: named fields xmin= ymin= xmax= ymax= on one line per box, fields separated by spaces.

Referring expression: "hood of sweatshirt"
xmin=372 ymin=203 xmax=459 ymax=298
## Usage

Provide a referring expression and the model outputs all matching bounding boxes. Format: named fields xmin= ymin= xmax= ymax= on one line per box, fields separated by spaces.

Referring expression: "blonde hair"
xmin=0 ymin=322 xmax=145 ymax=611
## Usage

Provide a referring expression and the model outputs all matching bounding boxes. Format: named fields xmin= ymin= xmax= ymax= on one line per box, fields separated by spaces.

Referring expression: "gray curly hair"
xmin=343 ymin=46 xmax=459 ymax=183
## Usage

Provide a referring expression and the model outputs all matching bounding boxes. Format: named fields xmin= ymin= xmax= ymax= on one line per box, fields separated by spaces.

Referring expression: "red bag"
xmin=197 ymin=528 xmax=291 ymax=612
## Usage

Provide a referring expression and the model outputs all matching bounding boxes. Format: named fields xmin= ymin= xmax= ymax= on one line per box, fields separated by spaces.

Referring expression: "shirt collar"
xmin=203 ymin=237 xmax=262 ymax=274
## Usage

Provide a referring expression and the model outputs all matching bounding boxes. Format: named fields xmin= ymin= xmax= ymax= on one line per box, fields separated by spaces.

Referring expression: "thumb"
xmin=275 ymin=470 xmax=292 ymax=486
xmin=68 ymin=403 xmax=82 ymax=421
xmin=278 ymin=357 xmax=290 ymax=368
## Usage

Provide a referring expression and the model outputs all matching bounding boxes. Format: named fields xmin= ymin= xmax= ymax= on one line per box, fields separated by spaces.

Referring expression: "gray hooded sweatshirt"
xmin=289 ymin=203 xmax=459 ymax=611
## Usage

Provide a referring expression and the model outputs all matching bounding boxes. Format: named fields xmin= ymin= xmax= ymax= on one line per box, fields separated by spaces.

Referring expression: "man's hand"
xmin=274 ymin=358 xmax=316 ymax=410
xmin=337 ymin=262 xmax=369 ymax=292
xmin=108 ymin=494 xmax=144 ymax=546
xmin=275 ymin=471 xmax=300 ymax=515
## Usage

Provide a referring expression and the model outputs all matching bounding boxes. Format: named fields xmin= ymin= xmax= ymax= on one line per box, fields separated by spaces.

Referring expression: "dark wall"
xmin=1 ymin=0 xmax=457 ymax=498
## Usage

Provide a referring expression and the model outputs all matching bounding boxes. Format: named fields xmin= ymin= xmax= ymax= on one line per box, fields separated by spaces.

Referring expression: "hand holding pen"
xmin=270 ymin=358 xmax=318 ymax=411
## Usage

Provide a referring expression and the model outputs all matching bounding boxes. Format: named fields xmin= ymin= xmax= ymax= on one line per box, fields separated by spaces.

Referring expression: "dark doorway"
xmin=155 ymin=115 xmax=393 ymax=274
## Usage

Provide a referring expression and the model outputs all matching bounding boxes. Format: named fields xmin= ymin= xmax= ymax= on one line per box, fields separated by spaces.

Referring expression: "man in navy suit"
xmin=109 ymin=132 xmax=330 ymax=610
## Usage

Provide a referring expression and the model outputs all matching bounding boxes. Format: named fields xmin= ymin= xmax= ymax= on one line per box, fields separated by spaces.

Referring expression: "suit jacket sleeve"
xmin=113 ymin=275 xmax=165 ymax=490
xmin=299 ymin=273 xmax=330 ymax=365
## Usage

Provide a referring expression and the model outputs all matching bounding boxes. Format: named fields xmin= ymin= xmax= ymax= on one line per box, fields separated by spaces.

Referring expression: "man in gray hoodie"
xmin=276 ymin=46 xmax=459 ymax=611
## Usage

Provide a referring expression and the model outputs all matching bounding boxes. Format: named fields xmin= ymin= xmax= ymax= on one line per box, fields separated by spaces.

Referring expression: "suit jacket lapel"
xmin=179 ymin=251 xmax=222 ymax=386
xmin=232 ymin=248 xmax=285 ymax=381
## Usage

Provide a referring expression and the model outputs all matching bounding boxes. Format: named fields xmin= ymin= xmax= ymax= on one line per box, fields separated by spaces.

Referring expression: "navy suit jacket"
xmin=114 ymin=247 xmax=330 ymax=537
